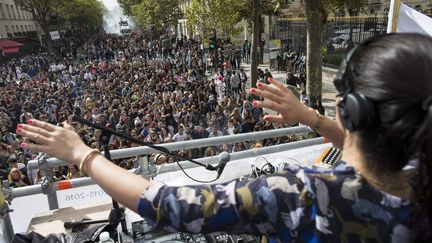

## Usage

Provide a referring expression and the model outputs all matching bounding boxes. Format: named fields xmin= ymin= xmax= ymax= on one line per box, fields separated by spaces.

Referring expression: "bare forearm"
xmin=301 ymin=109 xmax=345 ymax=148
xmin=86 ymin=154 xmax=151 ymax=211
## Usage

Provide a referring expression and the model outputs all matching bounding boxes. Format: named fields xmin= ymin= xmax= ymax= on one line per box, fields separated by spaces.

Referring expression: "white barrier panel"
xmin=57 ymin=184 xmax=111 ymax=209
xmin=155 ymin=143 xmax=331 ymax=186
xmin=8 ymin=143 xmax=330 ymax=235
xmin=9 ymin=194 xmax=50 ymax=234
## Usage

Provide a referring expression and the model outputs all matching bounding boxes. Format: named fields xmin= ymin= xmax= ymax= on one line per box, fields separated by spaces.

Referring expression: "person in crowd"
xmin=312 ymin=98 xmax=326 ymax=116
xmin=172 ymin=125 xmax=188 ymax=142
xmin=8 ymin=167 xmax=29 ymax=188
xmin=66 ymin=164 xmax=81 ymax=180
xmin=34 ymin=169 xmax=47 ymax=185
xmin=16 ymin=34 xmax=432 ymax=242
xmin=285 ymin=72 xmax=302 ymax=88
xmin=1 ymin=27 xmax=313 ymax=198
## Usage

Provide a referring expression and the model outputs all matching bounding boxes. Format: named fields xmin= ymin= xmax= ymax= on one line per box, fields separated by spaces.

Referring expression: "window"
xmin=16 ymin=6 xmax=21 ymax=19
xmin=0 ymin=4 xmax=3 ymax=19
xmin=6 ymin=4 xmax=11 ymax=19
xmin=11 ymin=5 xmax=16 ymax=19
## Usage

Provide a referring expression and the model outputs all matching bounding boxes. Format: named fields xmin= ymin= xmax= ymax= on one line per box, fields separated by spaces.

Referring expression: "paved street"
xmin=240 ymin=62 xmax=338 ymax=118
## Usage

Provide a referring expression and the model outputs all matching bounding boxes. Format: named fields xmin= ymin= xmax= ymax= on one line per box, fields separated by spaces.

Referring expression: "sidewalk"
xmin=240 ymin=62 xmax=337 ymax=118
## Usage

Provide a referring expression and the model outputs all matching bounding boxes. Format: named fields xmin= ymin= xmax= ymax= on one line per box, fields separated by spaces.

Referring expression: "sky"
xmin=100 ymin=0 xmax=135 ymax=34
xmin=101 ymin=0 xmax=119 ymax=11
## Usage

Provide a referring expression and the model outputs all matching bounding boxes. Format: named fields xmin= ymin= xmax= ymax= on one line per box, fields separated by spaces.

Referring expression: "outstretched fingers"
xmin=17 ymin=124 xmax=52 ymax=146
xmin=250 ymin=84 xmax=283 ymax=104
xmin=20 ymin=142 xmax=49 ymax=154
xmin=263 ymin=114 xmax=285 ymax=123
xmin=27 ymin=119 xmax=57 ymax=132
xmin=268 ymin=77 xmax=291 ymax=93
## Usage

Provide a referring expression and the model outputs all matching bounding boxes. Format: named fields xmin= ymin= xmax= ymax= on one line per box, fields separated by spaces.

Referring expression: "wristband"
xmin=79 ymin=149 xmax=100 ymax=175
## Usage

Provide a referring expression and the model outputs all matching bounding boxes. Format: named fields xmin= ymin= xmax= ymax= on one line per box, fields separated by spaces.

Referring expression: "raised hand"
xmin=16 ymin=120 xmax=92 ymax=165
xmin=249 ymin=78 xmax=310 ymax=125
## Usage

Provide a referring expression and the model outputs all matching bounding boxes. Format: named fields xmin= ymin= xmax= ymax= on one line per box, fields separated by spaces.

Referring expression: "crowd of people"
xmin=0 ymin=31 xmax=314 ymax=188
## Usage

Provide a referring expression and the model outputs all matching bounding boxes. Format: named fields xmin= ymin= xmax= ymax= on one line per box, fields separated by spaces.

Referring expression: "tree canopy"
xmin=15 ymin=0 xmax=105 ymax=54
xmin=131 ymin=0 xmax=180 ymax=30
xmin=58 ymin=0 xmax=106 ymax=30
xmin=185 ymin=0 xmax=243 ymax=40
xmin=15 ymin=0 xmax=105 ymax=30
xmin=118 ymin=0 xmax=141 ymax=16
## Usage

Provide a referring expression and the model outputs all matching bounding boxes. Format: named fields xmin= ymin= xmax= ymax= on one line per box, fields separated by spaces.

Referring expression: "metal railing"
xmin=1 ymin=125 xmax=325 ymax=240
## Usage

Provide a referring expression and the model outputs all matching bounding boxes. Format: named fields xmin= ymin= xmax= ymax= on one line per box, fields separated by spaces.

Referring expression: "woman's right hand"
xmin=16 ymin=119 xmax=92 ymax=165
xmin=249 ymin=78 xmax=311 ymax=125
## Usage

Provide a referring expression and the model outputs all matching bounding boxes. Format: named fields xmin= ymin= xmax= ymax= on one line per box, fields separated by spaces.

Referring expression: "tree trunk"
xmin=41 ymin=19 xmax=55 ymax=56
xmin=305 ymin=0 xmax=325 ymax=106
xmin=250 ymin=0 xmax=260 ymax=90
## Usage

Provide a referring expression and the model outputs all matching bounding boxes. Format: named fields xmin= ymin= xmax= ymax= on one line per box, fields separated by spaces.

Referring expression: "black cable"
xmin=73 ymin=116 xmax=219 ymax=179
xmin=73 ymin=115 xmax=214 ymax=169
xmin=175 ymin=160 xmax=219 ymax=183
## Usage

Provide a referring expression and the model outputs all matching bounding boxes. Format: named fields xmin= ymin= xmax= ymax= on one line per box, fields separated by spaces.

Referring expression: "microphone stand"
xmin=63 ymin=115 xmax=226 ymax=234
xmin=63 ymin=142 xmax=129 ymax=236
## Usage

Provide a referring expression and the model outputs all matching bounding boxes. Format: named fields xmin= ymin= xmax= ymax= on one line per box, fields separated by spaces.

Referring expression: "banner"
xmin=269 ymin=39 xmax=282 ymax=49
xmin=49 ymin=31 xmax=60 ymax=40
xmin=387 ymin=1 xmax=432 ymax=37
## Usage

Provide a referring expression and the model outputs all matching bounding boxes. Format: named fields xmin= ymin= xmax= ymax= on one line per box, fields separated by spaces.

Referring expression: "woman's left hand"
xmin=16 ymin=119 xmax=92 ymax=165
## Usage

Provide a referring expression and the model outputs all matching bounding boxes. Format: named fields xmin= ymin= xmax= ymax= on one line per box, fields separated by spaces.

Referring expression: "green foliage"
xmin=324 ymin=0 xmax=368 ymax=16
xmin=238 ymin=0 xmax=283 ymax=20
xmin=59 ymin=0 xmax=106 ymax=29
xmin=15 ymin=0 xmax=105 ymax=29
xmin=118 ymin=0 xmax=141 ymax=16
xmin=132 ymin=0 xmax=180 ymax=30
xmin=15 ymin=0 xmax=57 ymax=22
xmin=185 ymin=0 xmax=243 ymax=40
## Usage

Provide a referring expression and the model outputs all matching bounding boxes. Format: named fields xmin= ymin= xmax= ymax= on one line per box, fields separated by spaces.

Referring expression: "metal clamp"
xmin=133 ymin=156 xmax=157 ymax=179
xmin=37 ymin=153 xmax=54 ymax=194
xmin=0 ymin=181 xmax=13 ymax=218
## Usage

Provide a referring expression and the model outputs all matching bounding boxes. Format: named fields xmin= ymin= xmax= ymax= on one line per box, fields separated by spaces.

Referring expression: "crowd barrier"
xmin=0 ymin=126 xmax=329 ymax=242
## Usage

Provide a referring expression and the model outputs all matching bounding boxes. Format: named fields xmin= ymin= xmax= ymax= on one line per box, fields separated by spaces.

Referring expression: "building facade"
xmin=0 ymin=0 xmax=37 ymax=39
xmin=177 ymin=0 xmax=192 ymax=39
xmin=279 ymin=0 xmax=432 ymax=18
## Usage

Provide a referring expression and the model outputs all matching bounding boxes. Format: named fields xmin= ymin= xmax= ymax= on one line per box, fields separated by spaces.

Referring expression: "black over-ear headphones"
xmin=333 ymin=37 xmax=380 ymax=132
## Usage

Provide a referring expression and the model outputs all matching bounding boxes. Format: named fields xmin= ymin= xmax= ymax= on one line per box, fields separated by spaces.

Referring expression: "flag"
xmin=387 ymin=0 xmax=432 ymax=37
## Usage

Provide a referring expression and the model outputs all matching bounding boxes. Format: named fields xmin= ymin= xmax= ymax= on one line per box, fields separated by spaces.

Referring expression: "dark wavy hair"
xmin=345 ymin=33 xmax=432 ymax=241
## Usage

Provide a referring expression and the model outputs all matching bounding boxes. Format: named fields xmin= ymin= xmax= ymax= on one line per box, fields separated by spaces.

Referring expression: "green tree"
xmin=59 ymin=0 xmax=105 ymax=30
xmin=15 ymin=0 xmax=57 ymax=54
xmin=305 ymin=0 xmax=366 ymax=105
xmin=185 ymin=0 xmax=243 ymax=40
xmin=132 ymin=0 xmax=180 ymax=31
xmin=239 ymin=0 xmax=282 ymax=89
xmin=305 ymin=0 xmax=327 ymax=106
xmin=118 ymin=0 xmax=141 ymax=16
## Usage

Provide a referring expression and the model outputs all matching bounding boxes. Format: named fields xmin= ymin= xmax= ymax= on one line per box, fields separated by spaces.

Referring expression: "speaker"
xmin=333 ymin=37 xmax=380 ymax=132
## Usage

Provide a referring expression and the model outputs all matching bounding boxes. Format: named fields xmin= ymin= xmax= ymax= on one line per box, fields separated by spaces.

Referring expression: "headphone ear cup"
xmin=339 ymin=93 xmax=375 ymax=132
xmin=338 ymin=97 xmax=354 ymax=132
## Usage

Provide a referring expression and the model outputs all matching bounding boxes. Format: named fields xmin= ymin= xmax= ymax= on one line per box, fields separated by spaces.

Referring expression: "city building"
xmin=0 ymin=0 xmax=37 ymax=39
xmin=279 ymin=0 xmax=432 ymax=18
xmin=177 ymin=0 xmax=192 ymax=39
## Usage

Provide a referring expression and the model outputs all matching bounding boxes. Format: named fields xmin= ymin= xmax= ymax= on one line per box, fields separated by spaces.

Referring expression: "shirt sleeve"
xmin=137 ymin=165 xmax=312 ymax=239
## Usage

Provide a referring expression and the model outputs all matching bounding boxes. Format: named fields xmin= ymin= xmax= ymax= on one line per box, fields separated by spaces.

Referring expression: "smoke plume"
xmin=101 ymin=0 xmax=135 ymax=34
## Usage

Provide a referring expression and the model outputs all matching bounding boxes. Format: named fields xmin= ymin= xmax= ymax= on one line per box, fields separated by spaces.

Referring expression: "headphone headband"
xmin=334 ymin=35 xmax=384 ymax=132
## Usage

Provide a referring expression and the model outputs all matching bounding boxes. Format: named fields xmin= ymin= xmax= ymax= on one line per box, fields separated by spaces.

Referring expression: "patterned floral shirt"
xmin=137 ymin=162 xmax=415 ymax=242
